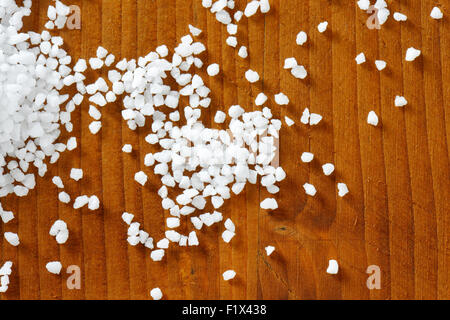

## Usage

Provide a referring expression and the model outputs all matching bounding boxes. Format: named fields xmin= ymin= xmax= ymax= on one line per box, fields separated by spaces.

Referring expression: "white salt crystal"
xmin=122 ymin=144 xmax=132 ymax=153
xmin=301 ymin=108 xmax=310 ymax=124
xmin=318 ymin=21 xmax=328 ymax=33
xmin=70 ymin=168 xmax=83 ymax=181
xmin=188 ymin=231 xmax=199 ymax=246
xmin=393 ymin=12 xmax=407 ymax=21
xmin=260 ymin=198 xmax=278 ymax=210
xmin=96 ymin=46 xmax=108 ymax=59
xmin=326 ymin=259 xmax=339 ymax=274
xmin=222 ymin=230 xmax=235 ymax=243
xmin=296 ymin=31 xmax=307 ymax=45
xmin=67 ymin=137 xmax=77 ymax=151
xmin=234 ymin=11 xmax=244 ymax=22
xmin=156 ymin=45 xmax=169 ymax=57
xmin=309 ymin=113 xmax=322 ymax=125
xmin=88 ymin=196 xmax=100 ymax=210
xmin=265 ymin=245 xmax=275 ymax=256
xmin=151 ymin=249 xmax=165 ymax=261
xmin=122 ymin=212 xmax=134 ymax=225
xmin=291 ymin=65 xmax=308 ymax=79
xmin=238 ymin=46 xmax=248 ymax=58
xmin=245 ymin=69 xmax=260 ymax=83
xmin=274 ymin=93 xmax=289 ymax=105
xmin=4 ymin=232 xmax=19 ymax=246
xmin=322 ymin=163 xmax=335 ymax=176
xmin=73 ymin=196 xmax=89 ymax=209
xmin=301 ymin=152 xmax=314 ymax=163
xmin=226 ymin=36 xmax=238 ymax=47
xmin=357 ymin=0 xmax=370 ymax=10
xmin=375 ymin=60 xmax=386 ymax=71
xmin=367 ymin=111 xmax=379 ymax=126
xmin=207 ymin=63 xmax=220 ymax=76
xmin=303 ymin=183 xmax=317 ymax=196
xmin=255 ymin=93 xmax=268 ymax=106
xmin=150 ymin=288 xmax=163 ymax=300
xmin=58 ymin=191 xmax=70 ymax=204
xmin=166 ymin=217 xmax=180 ymax=229
xmin=284 ymin=57 xmax=297 ymax=69
xmin=245 ymin=1 xmax=260 ymax=17
xmin=189 ymin=24 xmax=202 ymax=36
xmin=222 ymin=270 xmax=236 ymax=281
xmin=89 ymin=121 xmax=102 ymax=134
xmin=227 ymin=24 xmax=237 ymax=35
xmin=395 ymin=96 xmax=408 ymax=107
xmin=355 ymin=52 xmax=366 ymax=64
xmin=52 ymin=176 xmax=64 ymax=189
xmin=134 ymin=171 xmax=148 ymax=186
xmin=89 ymin=57 xmax=104 ymax=70
xmin=224 ymin=218 xmax=235 ymax=232
xmin=214 ymin=111 xmax=226 ymax=124
xmin=46 ymin=261 xmax=62 ymax=275
xmin=260 ymin=0 xmax=270 ymax=13
xmin=430 ymin=7 xmax=443 ymax=19
xmin=285 ymin=116 xmax=295 ymax=126
xmin=337 ymin=183 xmax=349 ymax=197
xmin=405 ymin=47 xmax=421 ymax=61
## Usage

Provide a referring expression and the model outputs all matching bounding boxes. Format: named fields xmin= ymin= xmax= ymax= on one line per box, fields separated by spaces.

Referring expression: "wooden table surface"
xmin=0 ymin=0 xmax=448 ymax=300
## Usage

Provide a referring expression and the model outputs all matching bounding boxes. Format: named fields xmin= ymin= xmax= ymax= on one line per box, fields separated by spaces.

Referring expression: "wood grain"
xmin=0 ymin=0 xmax=448 ymax=300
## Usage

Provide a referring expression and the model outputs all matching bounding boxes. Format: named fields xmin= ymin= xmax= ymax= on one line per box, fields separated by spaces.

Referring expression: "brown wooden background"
xmin=0 ymin=0 xmax=448 ymax=300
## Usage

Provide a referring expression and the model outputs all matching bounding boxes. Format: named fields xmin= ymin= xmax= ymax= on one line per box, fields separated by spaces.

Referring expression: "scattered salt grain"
xmin=122 ymin=212 xmax=134 ymax=225
xmin=222 ymin=270 xmax=236 ymax=281
xmin=395 ymin=96 xmax=408 ymax=107
xmin=405 ymin=47 xmax=421 ymax=61
xmin=207 ymin=63 xmax=220 ymax=76
xmin=226 ymin=36 xmax=238 ymax=47
xmin=88 ymin=196 xmax=100 ymax=211
xmin=150 ymin=288 xmax=163 ymax=300
xmin=322 ymin=163 xmax=335 ymax=176
xmin=301 ymin=152 xmax=314 ymax=163
xmin=214 ymin=111 xmax=226 ymax=124
xmin=357 ymin=0 xmax=370 ymax=10
xmin=46 ymin=261 xmax=62 ymax=275
xmin=274 ymin=93 xmax=289 ymax=105
xmin=244 ymin=1 xmax=260 ymax=17
xmin=260 ymin=198 xmax=278 ymax=210
xmin=337 ymin=183 xmax=349 ymax=197
xmin=245 ymin=69 xmax=260 ymax=83
xmin=255 ymin=93 xmax=268 ymax=106
xmin=67 ymin=137 xmax=77 ymax=151
xmin=367 ymin=111 xmax=379 ymax=126
xmin=89 ymin=121 xmax=102 ymax=134
xmin=284 ymin=57 xmax=297 ymax=69
xmin=260 ymin=0 xmax=270 ymax=13
xmin=122 ymin=144 xmax=132 ymax=153
xmin=58 ymin=191 xmax=70 ymax=204
xmin=265 ymin=245 xmax=275 ymax=256
xmin=309 ymin=113 xmax=322 ymax=125
xmin=285 ymin=116 xmax=295 ymax=127
xmin=301 ymin=108 xmax=310 ymax=124
xmin=355 ymin=52 xmax=366 ymax=65
xmin=238 ymin=46 xmax=248 ymax=58
xmin=296 ymin=31 xmax=307 ymax=45
xmin=151 ymin=249 xmax=165 ymax=261
xmin=73 ymin=195 xmax=89 ymax=209
xmin=189 ymin=24 xmax=202 ymax=36
xmin=224 ymin=218 xmax=235 ymax=232
xmin=70 ymin=168 xmax=83 ymax=181
xmin=134 ymin=171 xmax=148 ymax=186
xmin=303 ymin=183 xmax=317 ymax=196
xmin=222 ymin=230 xmax=235 ymax=243
xmin=4 ymin=232 xmax=19 ymax=247
xmin=318 ymin=21 xmax=328 ymax=33
xmin=326 ymin=259 xmax=339 ymax=274
xmin=393 ymin=12 xmax=407 ymax=21
xmin=375 ymin=60 xmax=387 ymax=71
xmin=430 ymin=7 xmax=443 ymax=20
xmin=52 ymin=176 xmax=64 ymax=189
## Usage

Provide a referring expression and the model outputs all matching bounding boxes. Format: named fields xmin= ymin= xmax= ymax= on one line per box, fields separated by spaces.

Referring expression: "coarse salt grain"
xmin=318 ymin=21 xmax=328 ymax=33
xmin=395 ymin=96 xmax=408 ymax=107
xmin=326 ymin=259 xmax=339 ymax=274
xmin=355 ymin=52 xmax=366 ymax=64
xmin=367 ymin=111 xmax=379 ymax=126
xmin=375 ymin=60 xmax=387 ymax=71
xmin=265 ymin=245 xmax=275 ymax=256
xmin=260 ymin=198 xmax=278 ymax=210
xmin=70 ymin=168 xmax=83 ymax=181
xmin=134 ymin=171 xmax=148 ymax=186
xmin=46 ymin=261 xmax=62 ymax=274
xmin=245 ymin=69 xmax=260 ymax=83
xmin=122 ymin=144 xmax=132 ymax=153
xmin=238 ymin=46 xmax=248 ymax=58
xmin=4 ymin=232 xmax=20 ymax=246
xmin=303 ymin=183 xmax=317 ymax=196
xmin=301 ymin=152 xmax=314 ymax=163
xmin=405 ymin=47 xmax=421 ymax=61
xmin=322 ymin=163 xmax=335 ymax=176
xmin=393 ymin=12 xmax=407 ymax=21
xmin=222 ymin=270 xmax=236 ymax=281
xmin=337 ymin=183 xmax=349 ymax=197
xmin=430 ymin=7 xmax=443 ymax=20
xmin=296 ymin=31 xmax=307 ymax=45
xmin=207 ymin=63 xmax=220 ymax=76
xmin=150 ymin=287 xmax=163 ymax=300
xmin=274 ymin=93 xmax=289 ymax=105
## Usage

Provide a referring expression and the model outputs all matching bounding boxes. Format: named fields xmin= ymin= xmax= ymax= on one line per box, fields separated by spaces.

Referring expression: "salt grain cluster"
xmin=0 ymin=261 xmax=13 ymax=293
xmin=49 ymin=219 xmax=69 ymax=244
